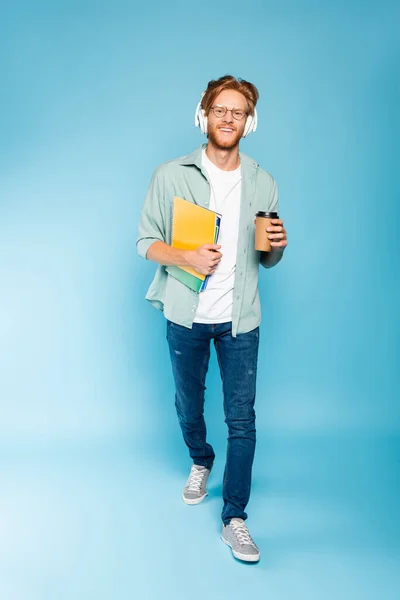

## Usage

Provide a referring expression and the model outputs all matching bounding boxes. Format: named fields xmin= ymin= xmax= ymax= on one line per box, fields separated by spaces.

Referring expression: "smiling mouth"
xmin=218 ymin=127 xmax=235 ymax=133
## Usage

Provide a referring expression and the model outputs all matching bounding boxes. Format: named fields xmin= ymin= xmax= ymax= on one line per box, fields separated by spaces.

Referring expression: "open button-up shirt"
xmin=137 ymin=144 xmax=282 ymax=337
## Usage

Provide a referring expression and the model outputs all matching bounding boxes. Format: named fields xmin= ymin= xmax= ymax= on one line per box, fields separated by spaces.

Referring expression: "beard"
xmin=207 ymin=125 xmax=243 ymax=150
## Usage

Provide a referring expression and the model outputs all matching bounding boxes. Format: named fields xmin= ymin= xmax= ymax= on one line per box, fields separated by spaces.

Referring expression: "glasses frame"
xmin=210 ymin=104 xmax=248 ymax=121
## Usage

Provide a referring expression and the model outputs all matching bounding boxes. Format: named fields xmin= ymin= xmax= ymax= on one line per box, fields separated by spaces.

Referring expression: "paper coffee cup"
xmin=255 ymin=211 xmax=279 ymax=251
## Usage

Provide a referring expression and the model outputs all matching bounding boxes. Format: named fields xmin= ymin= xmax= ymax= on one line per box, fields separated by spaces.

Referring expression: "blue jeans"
xmin=166 ymin=320 xmax=259 ymax=524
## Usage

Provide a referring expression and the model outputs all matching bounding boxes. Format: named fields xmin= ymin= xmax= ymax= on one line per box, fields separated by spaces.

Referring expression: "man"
xmin=137 ymin=75 xmax=288 ymax=562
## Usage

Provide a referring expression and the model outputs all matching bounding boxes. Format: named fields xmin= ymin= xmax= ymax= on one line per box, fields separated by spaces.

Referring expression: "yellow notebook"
xmin=166 ymin=197 xmax=221 ymax=293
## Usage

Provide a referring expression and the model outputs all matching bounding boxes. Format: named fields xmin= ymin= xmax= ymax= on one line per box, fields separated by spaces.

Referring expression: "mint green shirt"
xmin=137 ymin=144 xmax=283 ymax=337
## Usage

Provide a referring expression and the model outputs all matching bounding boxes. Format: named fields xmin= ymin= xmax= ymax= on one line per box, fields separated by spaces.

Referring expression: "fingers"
xmin=266 ymin=226 xmax=284 ymax=233
xmin=270 ymin=239 xmax=288 ymax=248
xmin=199 ymin=265 xmax=218 ymax=275
xmin=268 ymin=233 xmax=286 ymax=240
xmin=208 ymin=253 xmax=222 ymax=272
xmin=267 ymin=220 xmax=288 ymax=246
xmin=201 ymin=244 xmax=221 ymax=250
xmin=199 ymin=247 xmax=222 ymax=261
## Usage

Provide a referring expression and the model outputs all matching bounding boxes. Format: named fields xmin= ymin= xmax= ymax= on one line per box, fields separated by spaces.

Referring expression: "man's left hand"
xmin=267 ymin=219 xmax=288 ymax=249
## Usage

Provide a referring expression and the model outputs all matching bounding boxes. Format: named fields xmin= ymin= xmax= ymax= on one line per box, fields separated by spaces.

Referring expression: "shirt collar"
xmin=178 ymin=144 xmax=259 ymax=173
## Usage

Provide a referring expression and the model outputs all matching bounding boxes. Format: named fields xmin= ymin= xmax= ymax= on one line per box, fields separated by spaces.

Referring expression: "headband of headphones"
xmin=194 ymin=92 xmax=258 ymax=138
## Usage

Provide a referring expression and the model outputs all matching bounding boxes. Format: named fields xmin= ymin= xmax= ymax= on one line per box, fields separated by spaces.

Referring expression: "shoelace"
xmin=186 ymin=468 xmax=206 ymax=492
xmin=230 ymin=521 xmax=257 ymax=548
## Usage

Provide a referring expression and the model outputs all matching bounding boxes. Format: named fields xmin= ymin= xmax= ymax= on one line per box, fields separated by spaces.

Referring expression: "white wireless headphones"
xmin=194 ymin=91 xmax=258 ymax=138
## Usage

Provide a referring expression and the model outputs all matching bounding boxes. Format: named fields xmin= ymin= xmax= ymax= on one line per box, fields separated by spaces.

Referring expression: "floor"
xmin=1 ymin=432 xmax=399 ymax=600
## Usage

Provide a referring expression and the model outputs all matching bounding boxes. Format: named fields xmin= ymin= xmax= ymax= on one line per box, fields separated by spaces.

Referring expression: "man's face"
xmin=206 ymin=89 xmax=249 ymax=150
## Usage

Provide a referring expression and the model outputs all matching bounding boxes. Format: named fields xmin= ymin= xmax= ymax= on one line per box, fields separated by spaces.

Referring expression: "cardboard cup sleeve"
xmin=255 ymin=211 xmax=279 ymax=252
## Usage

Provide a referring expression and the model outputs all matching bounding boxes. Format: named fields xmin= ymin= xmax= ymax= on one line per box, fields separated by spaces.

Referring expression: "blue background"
xmin=1 ymin=1 xmax=399 ymax=598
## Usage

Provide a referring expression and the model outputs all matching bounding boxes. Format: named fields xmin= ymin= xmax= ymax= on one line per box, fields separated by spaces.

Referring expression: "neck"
xmin=205 ymin=142 xmax=240 ymax=171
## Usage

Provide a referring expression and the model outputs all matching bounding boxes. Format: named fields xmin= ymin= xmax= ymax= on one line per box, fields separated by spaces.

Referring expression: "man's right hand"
xmin=185 ymin=244 xmax=222 ymax=275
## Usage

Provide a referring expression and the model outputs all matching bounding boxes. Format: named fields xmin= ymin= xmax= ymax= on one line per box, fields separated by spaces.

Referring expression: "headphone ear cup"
xmin=202 ymin=110 xmax=208 ymax=135
xmin=194 ymin=100 xmax=201 ymax=128
xmin=252 ymin=108 xmax=258 ymax=133
xmin=242 ymin=115 xmax=253 ymax=138
xmin=198 ymin=108 xmax=204 ymax=133
xmin=197 ymin=108 xmax=207 ymax=134
xmin=195 ymin=93 xmax=207 ymax=135
xmin=242 ymin=108 xmax=258 ymax=138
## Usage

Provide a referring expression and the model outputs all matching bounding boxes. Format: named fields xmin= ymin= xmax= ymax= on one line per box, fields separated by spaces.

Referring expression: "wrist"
xmin=182 ymin=249 xmax=194 ymax=267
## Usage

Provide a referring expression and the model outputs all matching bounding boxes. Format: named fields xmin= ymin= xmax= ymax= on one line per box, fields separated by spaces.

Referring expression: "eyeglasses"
xmin=210 ymin=105 xmax=248 ymax=121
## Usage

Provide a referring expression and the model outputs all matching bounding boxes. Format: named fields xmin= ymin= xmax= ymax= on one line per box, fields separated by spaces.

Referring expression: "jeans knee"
xmin=225 ymin=415 xmax=256 ymax=439
xmin=175 ymin=400 xmax=203 ymax=427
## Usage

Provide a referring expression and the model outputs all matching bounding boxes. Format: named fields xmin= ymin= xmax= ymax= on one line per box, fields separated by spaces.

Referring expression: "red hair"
xmin=201 ymin=75 xmax=259 ymax=116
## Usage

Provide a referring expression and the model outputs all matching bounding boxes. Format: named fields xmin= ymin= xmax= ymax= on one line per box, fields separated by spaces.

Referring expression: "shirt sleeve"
xmin=136 ymin=167 xmax=166 ymax=259
xmin=268 ymin=178 xmax=279 ymax=213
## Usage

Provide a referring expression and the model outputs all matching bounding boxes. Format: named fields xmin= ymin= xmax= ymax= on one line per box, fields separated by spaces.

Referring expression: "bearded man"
xmin=137 ymin=74 xmax=288 ymax=562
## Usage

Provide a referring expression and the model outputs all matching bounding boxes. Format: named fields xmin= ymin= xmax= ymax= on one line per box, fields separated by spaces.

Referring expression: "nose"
xmin=222 ymin=109 xmax=234 ymax=123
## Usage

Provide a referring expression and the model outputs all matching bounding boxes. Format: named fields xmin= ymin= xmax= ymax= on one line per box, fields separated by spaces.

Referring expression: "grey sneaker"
xmin=221 ymin=518 xmax=260 ymax=562
xmin=182 ymin=464 xmax=211 ymax=505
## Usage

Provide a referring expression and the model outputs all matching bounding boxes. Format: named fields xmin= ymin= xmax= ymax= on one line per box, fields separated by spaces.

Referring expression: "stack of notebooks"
xmin=166 ymin=196 xmax=221 ymax=293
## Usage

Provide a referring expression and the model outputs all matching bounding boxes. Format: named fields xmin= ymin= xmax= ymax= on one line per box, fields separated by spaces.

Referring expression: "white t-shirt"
xmin=194 ymin=149 xmax=242 ymax=324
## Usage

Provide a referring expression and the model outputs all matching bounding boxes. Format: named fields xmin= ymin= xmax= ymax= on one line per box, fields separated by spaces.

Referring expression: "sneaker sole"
xmin=182 ymin=491 xmax=208 ymax=505
xmin=221 ymin=535 xmax=260 ymax=562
